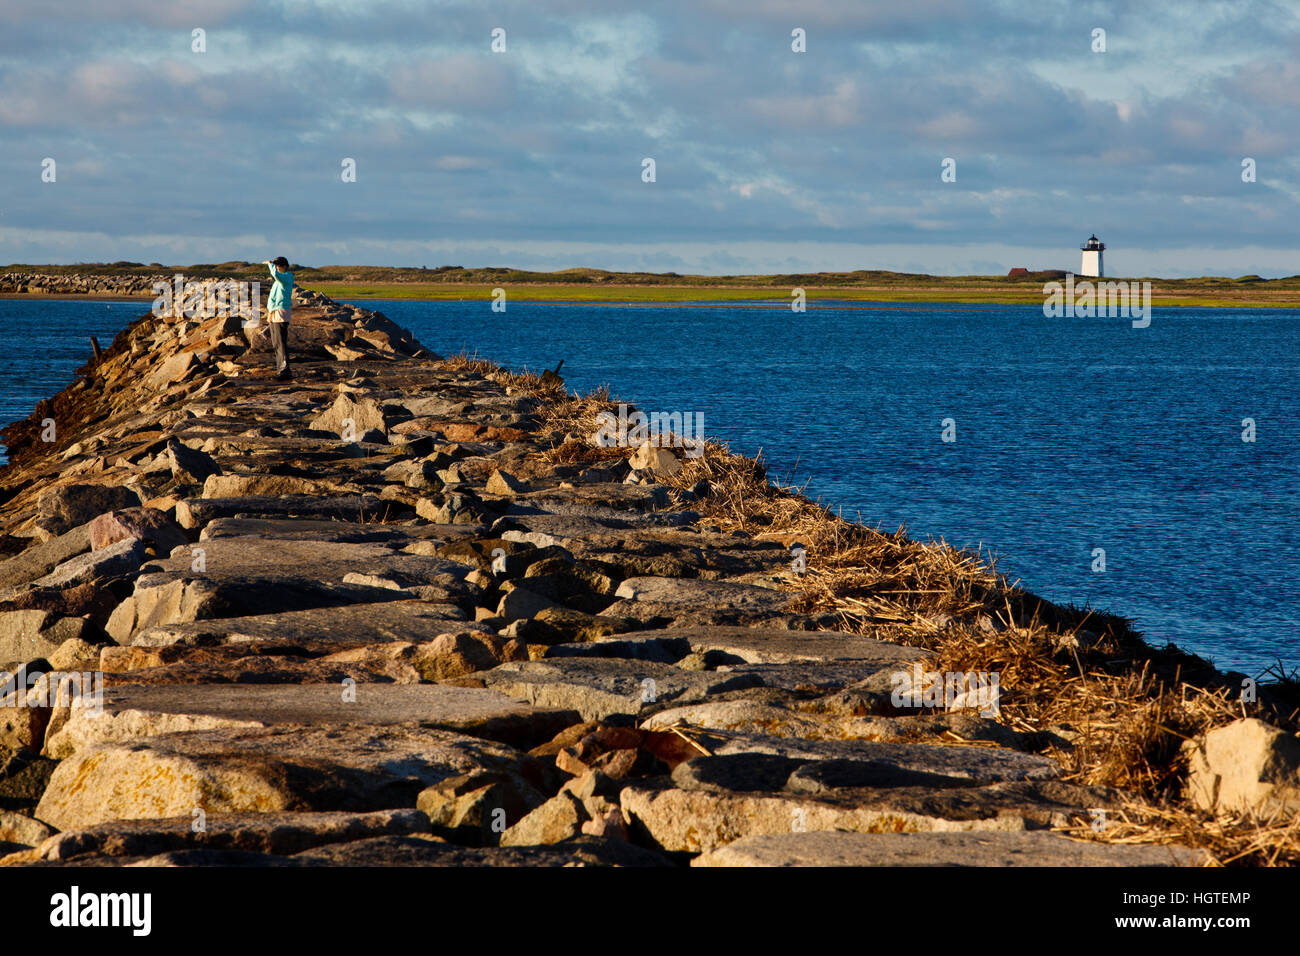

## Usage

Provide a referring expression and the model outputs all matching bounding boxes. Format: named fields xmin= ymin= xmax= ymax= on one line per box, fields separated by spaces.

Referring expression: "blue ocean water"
xmin=1 ymin=295 xmax=1296 ymax=675
xmin=0 ymin=298 xmax=135 ymax=457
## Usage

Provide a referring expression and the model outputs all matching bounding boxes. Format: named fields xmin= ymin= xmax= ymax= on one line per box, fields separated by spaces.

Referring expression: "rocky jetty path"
xmin=0 ymin=271 xmax=160 ymax=297
xmin=0 ymin=287 xmax=1236 ymax=866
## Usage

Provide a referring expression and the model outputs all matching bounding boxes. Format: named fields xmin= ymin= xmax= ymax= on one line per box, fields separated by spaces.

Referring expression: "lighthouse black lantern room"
xmin=1080 ymin=235 xmax=1105 ymax=277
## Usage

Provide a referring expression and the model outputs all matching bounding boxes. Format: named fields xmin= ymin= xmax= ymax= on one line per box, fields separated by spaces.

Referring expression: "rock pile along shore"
xmin=0 ymin=273 xmax=161 ymax=297
xmin=0 ymin=285 xmax=1291 ymax=867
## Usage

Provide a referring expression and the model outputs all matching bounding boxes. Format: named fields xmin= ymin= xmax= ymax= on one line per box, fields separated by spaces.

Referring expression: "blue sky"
xmin=1 ymin=0 xmax=1298 ymax=277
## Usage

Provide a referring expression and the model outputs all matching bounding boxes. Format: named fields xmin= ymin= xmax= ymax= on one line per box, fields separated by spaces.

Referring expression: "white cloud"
xmin=0 ymin=0 xmax=1297 ymax=272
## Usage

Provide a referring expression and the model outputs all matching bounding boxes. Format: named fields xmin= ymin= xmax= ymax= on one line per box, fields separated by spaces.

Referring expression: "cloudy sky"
xmin=1 ymin=0 xmax=1297 ymax=277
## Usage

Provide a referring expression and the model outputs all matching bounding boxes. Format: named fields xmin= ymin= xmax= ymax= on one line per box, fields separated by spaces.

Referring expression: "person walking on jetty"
xmin=263 ymin=256 xmax=294 ymax=380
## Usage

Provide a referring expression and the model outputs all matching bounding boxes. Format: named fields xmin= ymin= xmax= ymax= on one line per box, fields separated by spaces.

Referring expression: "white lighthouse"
xmin=1080 ymin=234 xmax=1105 ymax=277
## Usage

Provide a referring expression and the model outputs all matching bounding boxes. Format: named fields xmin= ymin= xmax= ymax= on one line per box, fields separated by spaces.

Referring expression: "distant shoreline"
xmin=3 ymin=286 xmax=1297 ymax=309
xmin=5 ymin=268 xmax=1300 ymax=308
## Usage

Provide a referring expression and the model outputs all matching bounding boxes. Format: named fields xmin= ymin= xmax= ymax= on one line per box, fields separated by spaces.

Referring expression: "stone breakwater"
xmin=0 ymin=287 xmax=1287 ymax=867
xmin=0 ymin=272 xmax=161 ymax=297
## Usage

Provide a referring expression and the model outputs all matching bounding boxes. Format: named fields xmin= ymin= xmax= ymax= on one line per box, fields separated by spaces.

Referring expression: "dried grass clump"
xmin=544 ymin=439 xmax=633 ymax=465
xmin=662 ymin=439 xmax=1004 ymax=634
xmin=440 ymin=351 xmax=567 ymax=403
xmin=1058 ymin=801 xmax=1300 ymax=867
xmin=534 ymin=387 xmax=624 ymax=452
xmin=926 ymin=627 xmax=1236 ymax=794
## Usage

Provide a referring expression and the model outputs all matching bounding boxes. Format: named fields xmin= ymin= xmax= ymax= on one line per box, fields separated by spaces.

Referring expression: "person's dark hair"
xmin=272 ymin=256 xmax=290 ymax=270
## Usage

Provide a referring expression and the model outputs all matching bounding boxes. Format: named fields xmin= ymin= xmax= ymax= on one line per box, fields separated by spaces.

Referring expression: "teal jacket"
xmin=267 ymin=263 xmax=294 ymax=314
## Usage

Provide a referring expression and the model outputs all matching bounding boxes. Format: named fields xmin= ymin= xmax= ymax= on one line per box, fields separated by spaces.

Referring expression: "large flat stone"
xmin=0 ymin=525 xmax=92 ymax=589
xmin=554 ymin=527 xmax=791 ymax=579
xmin=712 ymin=733 xmax=1058 ymax=781
xmin=499 ymin=504 xmax=695 ymax=534
xmin=111 ymin=537 xmax=473 ymax=639
xmin=622 ymin=780 xmax=1112 ymax=854
xmin=137 ymin=536 xmax=470 ymax=587
xmin=44 ymin=682 xmax=579 ymax=757
xmin=678 ymin=626 xmax=927 ymax=665
xmin=510 ymin=485 xmax=670 ymax=515
xmin=676 ymin=629 xmax=920 ymax=665
xmin=721 ymin=662 xmax=910 ymax=693
xmin=146 ymin=351 xmax=196 ymax=390
xmin=544 ymin=625 xmax=930 ymax=668
xmin=35 ymin=724 xmax=528 ymax=831
xmin=128 ymin=600 xmax=468 ymax=648
xmin=109 ymin=577 xmax=417 ymax=642
xmin=668 ymin=735 xmax=1058 ymax=788
xmin=499 ymin=517 xmax=637 ymax=547
xmin=99 ymin=650 xmax=421 ymax=687
xmin=599 ymin=581 xmax=807 ymax=628
xmin=176 ymin=494 xmax=402 ymax=529
xmin=309 ymin=392 xmax=390 ymax=437
xmin=198 ymin=517 xmax=477 ymax=545
xmin=682 ymin=753 xmax=983 ymax=794
xmin=476 ymin=658 xmax=765 ymax=720
xmin=642 ymin=703 xmax=1030 ymax=749
xmin=642 ymin=700 xmax=833 ymax=738
xmin=0 ymin=609 xmax=62 ymax=665
xmin=288 ymin=834 xmax=672 ymax=867
xmin=34 ymin=809 xmax=431 ymax=862
xmin=201 ymin=474 xmax=360 ymax=499
xmin=612 ymin=576 xmax=796 ymax=612
xmin=543 ymin=632 xmax=694 ymax=663
xmin=30 ymin=537 xmax=146 ymax=589
xmin=691 ymin=830 xmax=1207 ymax=867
